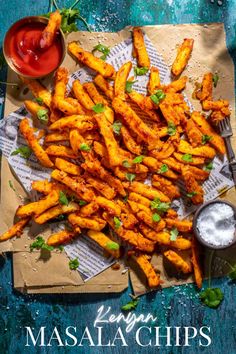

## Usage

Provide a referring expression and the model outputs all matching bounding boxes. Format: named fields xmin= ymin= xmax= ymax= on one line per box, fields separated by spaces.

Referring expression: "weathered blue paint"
xmin=0 ymin=1 xmax=236 ymax=353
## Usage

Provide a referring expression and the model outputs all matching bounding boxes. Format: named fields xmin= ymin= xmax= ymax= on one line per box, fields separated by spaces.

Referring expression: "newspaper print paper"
xmin=0 ymin=35 xmax=234 ymax=280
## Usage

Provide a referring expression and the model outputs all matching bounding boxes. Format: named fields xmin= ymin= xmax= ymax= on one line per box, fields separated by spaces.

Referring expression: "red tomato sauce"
xmin=8 ymin=22 xmax=63 ymax=77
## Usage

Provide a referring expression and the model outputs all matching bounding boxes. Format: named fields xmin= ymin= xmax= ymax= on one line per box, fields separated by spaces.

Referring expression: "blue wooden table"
xmin=0 ymin=1 xmax=236 ymax=353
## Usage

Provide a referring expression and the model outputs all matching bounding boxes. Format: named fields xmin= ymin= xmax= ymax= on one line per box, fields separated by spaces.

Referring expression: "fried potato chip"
xmin=181 ymin=165 xmax=204 ymax=204
xmin=164 ymin=250 xmax=192 ymax=273
xmin=94 ymin=74 xmax=114 ymax=100
xmin=132 ymin=254 xmax=160 ymax=288
xmin=72 ymin=80 xmax=95 ymax=110
xmin=20 ymin=76 xmax=52 ymax=107
xmin=49 ymin=115 xmax=94 ymax=131
xmin=34 ymin=202 xmax=79 ymax=224
xmin=133 ymin=27 xmax=150 ymax=68
xmin=0 ymin=218 xmax=30 ymax=241
xmin=46 ymin=145 xmax=78 ymax=159
xmin=147 ymin=66 xmax=160 ymax=94
xmin=178 ymin=139 xmax=216 ymax=159
xmin=171 ymin=38 xmax=194 ymax=76
xmin=114 ymin=61 xmax=132 ymax=99
xmin=68 ymin=213 xmax=106 ymax=231
xmin=87 ymin=230 xmax=121 ymax=258
xmin=120 ymin=126 xmax=142 ymax=155
xmin=124 ymin=181 xmax=170 ymax=202
xmin=191 ymin=236 xmax=203 ymax=288
xmin=40 ymin=10 xmax=61 ymax=49
xmin=45 ymin=131 xmax=70 ymax=143
xmin=55 ymin=158 xmax=81 ymax=175
xmin=47 ymin=229 xmax=75 ymax=246
xmin=152 ymin=175 xmax=181 ymax=200
xmin=164 ymin=218 xmax=192 ymax=232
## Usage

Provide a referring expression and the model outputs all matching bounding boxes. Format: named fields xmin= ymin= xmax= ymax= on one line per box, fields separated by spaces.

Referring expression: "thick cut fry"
xmin=69 ymin=129 xmax=86 ymax=155
xmin=51 ymin=169 xmax=95 ymax=202
xmin=16 ymin=190 xmax=59 ymax=218
xmin=46 ymin=145 xmax=78 ymax=159
xmin=19 ymin=118 xmax=53 ymax=168
xmin=40 ymin=10 xmax=61 ymax=49
xmin=202 ymin=99 xmax=229 ymax=111
xmin=142 ymin=229 xmax=191 ymax=250
xmin=94 ymin=74 xmax=114 ymax=99
xmin=173 ymin=152 xmax=205 ymax=165
xmin=65 ymin=97 xmax=85 ymax=114
xmin=31 ymin=180 xmax=54 ymax=194
xmin=159 ymin=102 xmax=181 ymax=125
xmin=82 ymin=160 xmax=126 ymax=196
xmin=117 ymin=200 xmax=138 ymax=229
xmin=185 ymin=118 xmax=203 ymax=147
xmin=142 ymin=157 xmax=178 ymax=180
xmin=136 ymin=210 xmax=166 ymax=232
xmin=20 ymin=77 xmax=52 ymax=107
xmin=147 ymin=67 xmax=160 ymax=94
xmin=96 ymin=196 xmax=121 ymax=216
xmin=0 ymin=218 xmax=30 ymax=241
xmin=171 ymin=38 xmax=194 ymax=76
xmin=191 ymin=111 xmax=226 ymax=154
xmin=34 ymin=202 xmax=80 ymax=224
xmin=165 ymin=76 xmax=187 ymax=93
xmin=152 ymin=175 xmax=180 ymax=200
xmin=123 ymin=181 xmax=170 ymax=202
xmin=55 ymin=158 xmax=81 ymax=175
xmin=200 ymin=73 xmax=213 ymax=101
xmin=164 ymin=250 xmax=192 ymax=273
xmin=164 ymin=218 xmax=192 ymax=232
xmin=150 ymin=140 xmax=175 ymax=160
xmin=103 ymin=212 xmax=154 ymax=253
xmin=72 ymin=80 xmax=95 ymax=110
xmin=129 ymin=192 xmax=151 ymax=207
xmin=191 ymin=237 xmax=203 ymax=288
xmin=181 ymin=165 xmax=204 ymax=204
xmin=68 ymin=42 xmax=115 ymax=78
xmin=47 ymin=230 xmax=75 ymax=246
xmin=128 ymin=91 xmax=161 ymax=121
xmin=49 ymin=115 xmax=93 ymax=131
xmin=49 ymin=107 xmax=62 ymax=123
xmin=178 ymin=139 xmax=216 ymax=159
xmin=132 ymin=254 xmax=160 ymax=288
xmin=120 ymin=126 xmax=142 ymax=155
xmin=189 ymin=166 xmax=209 ymax=182
xmin=94 ymin=113 xmax=122 ymax=166
xmin=45 ymin=132 xmax=70 ymax=143
xmin=68 ymin=213 xmax=106 ymax=231
xmin=114 ymin=61 xmax=132 ymax=99
xmin=83 ymin=82 xmax=109 ymax=105
xmin=86 ymin=175 xmax=116 ymax=200
xmin=112 ymin=97 xmax=160 ymax=149
xmin=80 ymin=201 xmax=99 ymax=217
xmin=24 ymin=100 xmax=49 ymax=120
xmin=133 ymin=27 xmax=150 ymax=68
xmin=87 ymin=230 xmax=120 ymax=258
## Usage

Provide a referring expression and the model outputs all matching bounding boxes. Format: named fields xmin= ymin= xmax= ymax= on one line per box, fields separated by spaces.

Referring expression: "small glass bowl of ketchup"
xmin=3 ymin=16 xmax=66 ymax=78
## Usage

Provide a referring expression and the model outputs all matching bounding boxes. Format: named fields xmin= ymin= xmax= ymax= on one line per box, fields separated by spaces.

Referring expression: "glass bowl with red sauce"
xmin=3 ymin=16 xmax=66 ymax=78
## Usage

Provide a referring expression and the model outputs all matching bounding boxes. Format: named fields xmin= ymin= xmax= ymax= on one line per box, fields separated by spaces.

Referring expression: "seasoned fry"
xmin=24 ymin=100 xmax=49 ymax=120
xmin=68 ymin=42 xmax=115 ymax=78
xmin=46 ymin=145 xmax=78 ymax=159
xmin=191 ymin=236 xmax=203 ymax=288
xmin=16 ymin=190 xmax=59 ymax=218
xmin=87 ymin=230 xmax=121 ymax=258
xmin=72 ymin=80 xmax=95 ymax=110
xmin=165 ymin=76 xmax=187 ymax=93
xmin=150 ymin=140 xmax=175 ymax=160
xmin=159 ymin=102 xmax=181 ymax=125
xmin=128 ymin=91 xmax=161 ymax=121
xmin=47 ymin=230 xmax=75 ymax=246
xmin=124 ymin=181 xmax=170 ymax=202
xmin=178 ymin=139 xmax=216 ymax=159
xmin=164 ymin=250 xmax=192 ymax=273
xmin=120 ymin=126 xmax=142 ymax=155
xmin=147 ymin=67 xmax=160 ymax=94
xmin=80 ymin=201 xmax=99 ymax=217
xmin=86 ymin=175 xmax=116 ymax=200
xmin=35 ymin=202 xmax=79 ymax=224
xmin=68 ymin=213 xmax=106 ymax=231
xmin=142 ymin=157 xmax=178 ymax=180
xmin=199 ymin=73 xmax=213 ymax=101
xmin=173 ymin=152 xmax=205 ymax=165
xmin=191 ymin=111 xmax=226 ymax=154
xmin=181 ymin=165 xmax=204 ymax=204
xmin=83 ymin=82 xmax=109 ymax=106
xmin=49 ymin=115 xmax=94 ymax=131
xmin=94 ymin=74 xmax=114 ymax=100
xmin=129 ymin=192 xmax=151 ymax=207
xmin=40 ymin=10 xmax=61 ymax=49
xmin=117 ymin=200 xmax=138 ymax=229
xmin=152 ymin=175 xmax=180 ymax=200
xmin=185 ymin=118 xmax=203 ymax=147
xmin=114 ymin=61 xmax=132 ymax=99
xmin=164 ymin=218 xmax=192 ymax=232
xmin=19 ymin=118 xmax=53 ymax=168
xmin=20 ymin=76 xmax=52 ymax=107
xmin=55 ymin=158 xmax=81 ymax=175
xmin=0 ymin=218 xmax=30 ymax=241
xmin=171 ymin=38 xmax=194 ymax=76
xmin=132 ymin=254 xmax=160 ymax=288
xmin=45 ymin=131 xmax=70 ymax=143
xmin=31 ymin=180 xmax=54 ymax=194
xmin=133 ymin=27 xmax=150 ymax=68
xmin=96 ymin=196 xmax=121 ymax=216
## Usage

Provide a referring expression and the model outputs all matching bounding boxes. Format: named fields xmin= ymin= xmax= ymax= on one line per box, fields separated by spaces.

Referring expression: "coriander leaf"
xmin=167 ymin=122 xmax=176 ymax=136
xmin=202 ymin=134 xmax=212 ymax=145
xmin=121 ymin=298 xmax=139 ymax=311
xmin=212 ymin=73 xmax=219 ymax=88
xmin=114 ymin=216 xmax=121 ymax=229
xmin=80 ymin=143 xmax=91 ymax=152
xmin=35 ymin=97 xmax=44 ymax=105
xmin=158 ymin=164 xmax=169 ymax=174
xmin=182 ymin=153 xmax=193 ymax=162
xmin=150 ymin=90 xmax=166 ymax=105
xmin=92 ymin=103 xmax=105 ymax=113
xmin=112 ymin=121 xmax=122 ymax=135
xmin=37 ymin=108 xmax=49 ymax=124
xmin=186 ymin=191 xmax=198 ymax=198
xmin=228 ymin=265 xmax=236 ymax=280
xmin=200 ymin=288 xmax=224 ymax=308
xmin=125 ymin=80 xmax=137 ymax=93
xmin=59 ymin=191 xmax=69 ymax=206
xmin=11 ymin=146 xmax=32 ymax=159
xmin=69 ymin=258 xmax=79 ymax=270
xmin=9 ymin=180 xmax=16 ymax=192
xmin=170 ymin=227 xmax=179 ymax=241
xmin=92 ymin=44 xmax=110 ymax=60
xmin=125 ymin=173 xmax=136 ymax=183
xmin=57 ymin=245 xmax=64 ymax=252
xmin=30 ymin=236 xmax=54 ymax=252
xmin=123 ymin=195 xmax=128 ymax=203
xmin=133 ymin=155 xmax=144 ymax=164
xmin=106 ymin=241 xmax=120 ymax=250
xmin=79 ymin=200 xmax=87 ymax=206
xmin=59 ymin=8 xmax=91 ymax=33
xmin=203 ymin=162 xmax=213 ymax=172
xmin=134 ymin=66 xmax=149 ymax=76
xmin=152 ymin=213 xmax=161 ymax=222
xmin=150 ymin=198 xmax=170 ymax=213
xmin=122 ymin=160 xmax=132 ymax=168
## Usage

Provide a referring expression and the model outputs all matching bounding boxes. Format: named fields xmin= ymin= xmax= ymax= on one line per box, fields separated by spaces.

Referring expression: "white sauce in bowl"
xmin=196 ymin=203 xmax=235 ymax=246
